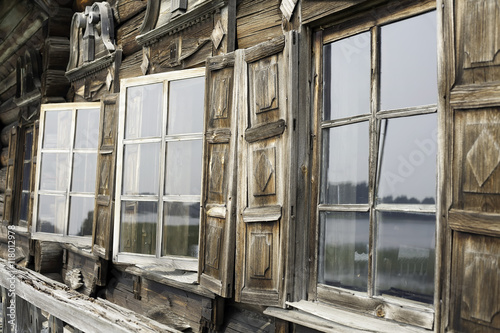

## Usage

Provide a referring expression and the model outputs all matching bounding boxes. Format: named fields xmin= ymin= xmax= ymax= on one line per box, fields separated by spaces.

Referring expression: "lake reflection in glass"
xmin=377 ymin=114 xmax=437 ymax=204
xmin=375 ymin=211 xmax=435 ymax=303
xmin=119 ymin=201 xmax=157 ymax=255
xmin=319 ymin=211 xmax=369 ymax=291
xmin=321 ymin=122 xmax=369 ymax=204
xmin=323 ymin=32 xmax=371 ymax=120
xmin=162 ymin=201 xmax=200 ymax=258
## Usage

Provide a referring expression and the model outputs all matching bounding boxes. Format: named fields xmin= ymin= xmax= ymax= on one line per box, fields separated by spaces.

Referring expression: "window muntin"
xmin=34 ymin=103 xmax=100 ymax=242
xmin=318 ymin=10 xmax=437 ymax=305
xmin=115 ymin=69 xmax=204 ymax=265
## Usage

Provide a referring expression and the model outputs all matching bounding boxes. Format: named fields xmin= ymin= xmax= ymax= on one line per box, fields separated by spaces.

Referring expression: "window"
xmin=114 ymin=68 xmax=204 ymax=269
xmin=33 ymin=103 xmax=100 ymax=245
xmin=16 ymin=125 xmax=35 ymax=229
xmin=313 ymin=5 xmax=438 ymax=326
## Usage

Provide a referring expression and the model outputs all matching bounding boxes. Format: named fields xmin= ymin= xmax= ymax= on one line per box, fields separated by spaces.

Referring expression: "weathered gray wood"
xmin=244 ymin=119 xmax=286 ymax=143
xmin=92 ymin=94 xmax=119 ymax=260
xmin=117 ymin=10 xmax=145 ymax=56
xmin=0 ymin=260 xmax=182 ymax=333
xmin=198 ymin=50 xmax=238 ymax=298
xmin=235 ymin=32 xmax=298 ymax=307
xmin=34 ymin=241 xmax=63 ymax=273
xmin=113 ymin=0 xmax=148 ymax=24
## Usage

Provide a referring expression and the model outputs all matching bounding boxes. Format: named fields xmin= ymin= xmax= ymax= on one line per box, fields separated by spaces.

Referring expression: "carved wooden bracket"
xmin=67 ymin=2 xmax=116 ymax=71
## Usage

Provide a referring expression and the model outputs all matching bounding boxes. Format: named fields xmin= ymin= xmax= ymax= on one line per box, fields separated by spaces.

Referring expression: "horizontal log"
xmin=0 ymin=122 xmax=16 ymax=146
xmin=0 ymin=147 xmax=8 ymax=168
xmin=113 ymin=0 xmax=147 ymax=24
xmin=117 ymin=10 xmax=146 ymax=56
xmin=0 ymin=167 xmax=6 ymax=193
xmin=245 ymin=119 xmax=286 ymax=143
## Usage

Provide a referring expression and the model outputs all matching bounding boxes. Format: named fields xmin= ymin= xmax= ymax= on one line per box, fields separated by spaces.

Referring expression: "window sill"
xmin=122 ymin=264 xmax=215 ymax=299
xmin=264 ymin=300 xmax=431 ymax=333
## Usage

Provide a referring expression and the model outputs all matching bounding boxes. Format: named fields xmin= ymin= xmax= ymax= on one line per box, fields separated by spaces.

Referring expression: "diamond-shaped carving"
xmin=209 ymin=150 xmax=225 ymax=194
xmin=211 ymin=20 xmax=225 ymax=50
xmin=254 ymin=150 xmax=274 ymax=194
xmin=467 ymin=128 xmax=500 ymax=187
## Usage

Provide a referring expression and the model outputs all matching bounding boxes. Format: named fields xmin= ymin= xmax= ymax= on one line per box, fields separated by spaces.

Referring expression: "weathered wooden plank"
xmin=34 ymin=241 xmax=63 ymax=273
xmin=245 ymin=119 xmax=286 ymax=143
xmin=449 ymin=209 xmax=500 ymax=237
xmin=0 ymin=261 xmax=182 ymax=333
xmin=236 ymin=0 xmax=283 ymax=50
xmin=113 ymin=0 xmax=148 ymax=24
xmin=117 ymin=10 xmax=146 ymax=56
xmin=287 ymin=300 xmax=431 ymax=333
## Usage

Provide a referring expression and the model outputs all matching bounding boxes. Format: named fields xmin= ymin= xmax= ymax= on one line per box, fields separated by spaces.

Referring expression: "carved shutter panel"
xmin=2 ymin=126 xmax=18 ymax=225
xmin=92 ymin=94 xmax=119 ymax=260
xmin=235 ymin=32 xmax=298 ymax=307
xmin=446 ymin=2 xmax=500 ymax=332
xmin=198 ymin=52 xmax=237 ymax=297
xmin=28 ymin=121 xmax=39 ymax=231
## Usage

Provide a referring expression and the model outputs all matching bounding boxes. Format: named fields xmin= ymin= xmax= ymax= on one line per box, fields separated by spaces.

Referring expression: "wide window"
xmin=114 ymin=68 xmax=204 ymax=269
xmin=313 ymin=5 xmax=438 ymax=326
xmin=33 ymin=103 xmax=100 ymax=245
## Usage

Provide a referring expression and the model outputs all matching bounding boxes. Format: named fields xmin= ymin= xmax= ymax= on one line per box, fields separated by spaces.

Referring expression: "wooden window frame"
xmin=13 ymin=124 xmax=35 ymax=231
xmin=113 ymin=68 xmax=205 ymax=271
xmin=32 ymin=103 xmax=101 ymax=246
xmin=309 ymin=1 xmax=442 ymax=329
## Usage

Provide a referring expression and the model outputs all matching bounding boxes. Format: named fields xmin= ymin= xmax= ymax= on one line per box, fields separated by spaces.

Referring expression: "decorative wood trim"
xmin=245 ymin=119 xmax=286 ymax=143
xmin=244 ymin=35 xmax=286 ymax=63
xmin=448 ymin=209 xmax=500 ymax=237
xmin=65 ymin=50 xmax=122 ymax=83
xmin=136 ymin=0 xmax=228 ymax=46
xmin=242 ymin=205 xmax=282 ymax=223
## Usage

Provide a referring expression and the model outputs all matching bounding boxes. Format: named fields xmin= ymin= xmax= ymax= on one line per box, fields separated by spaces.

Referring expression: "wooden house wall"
xmin=0 ymin=0 xmax=499 ymax=332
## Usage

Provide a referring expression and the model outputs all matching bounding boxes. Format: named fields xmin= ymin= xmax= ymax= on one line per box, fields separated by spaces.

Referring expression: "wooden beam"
xmin=0 ymin=260 xmax=182 ymax=333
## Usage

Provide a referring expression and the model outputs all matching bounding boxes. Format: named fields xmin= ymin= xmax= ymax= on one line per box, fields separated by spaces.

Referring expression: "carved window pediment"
xmin=137 ymin=0 xmax=227 ymax=46
xmin=66 ymin=2 xmax=120 ymax=83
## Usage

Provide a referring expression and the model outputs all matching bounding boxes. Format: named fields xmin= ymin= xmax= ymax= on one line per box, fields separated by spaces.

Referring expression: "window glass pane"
xmin=167 ymin=77 xmax=204 ymax=135
xmin=22 ymin=163 xmax=31 ymax=191
xmin=380 ymin=11 xmax=437 ymax=110
xmin=162 ymin=201 xmax=200 ymax=257
xmin=39 ymin=153 xmax=69 ymax=191
xmin=75 ymin=108 xmax=100 ymax=148
xmin=43 ymin=110 xmax=72 ymax=148
xmin=20 ymin=192 xmax=30 ymax=221
xmin=319 ymin=211 xmax=369 ymax=291
xmin=122 ymin=143 xmax=160 ymax=195
xmin=165 ymin=140 xmax=202 ymax=196
xmin=68 ymin=196 xmax=94 ymax=236
xmin=377 ymin=114 xmax=437 ymax=204
xmin=119 ymin=201 xmax=157 ymax=255
xmin=321 ymin=122 xmax=369 ymax=204
xmin=323 ymin=32 xmax=370 ymax=120
xmin=24 ymin=131 xmax=33 ymax=160
xmin=375 ymin=211 xmax=435 ymax=304
xmin=37 ymin=194 xmax=66 ymax=234
xmin=71 ymin=153 xmax=97 ymax=193
xmin=125 ymin=83 xmax=163 ymax=139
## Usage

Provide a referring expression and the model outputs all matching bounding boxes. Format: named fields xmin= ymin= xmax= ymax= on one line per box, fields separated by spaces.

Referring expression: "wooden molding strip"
xmin=448 ymin=209 xmax=500 ymax=237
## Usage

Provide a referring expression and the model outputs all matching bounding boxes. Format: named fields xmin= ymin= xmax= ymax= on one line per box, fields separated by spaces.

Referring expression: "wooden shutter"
xmin=234 ymin=31 xmax=298 ymax=307
xmin=2 ymin=126 xmax=18 ymax=225
xmin=198 ymin=52 xmax=237 ymax=297
xmin=445 ymin=2 xmax=500 ymax=332
xmin=92 ymin=94 xmax=119 ymax=260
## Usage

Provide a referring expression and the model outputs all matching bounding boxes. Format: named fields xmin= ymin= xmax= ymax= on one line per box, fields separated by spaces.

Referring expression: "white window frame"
xmin=113 ymin=68 xmax=205 ymax=271
xmin=32 ymin=102 xmax=101 ymax=246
